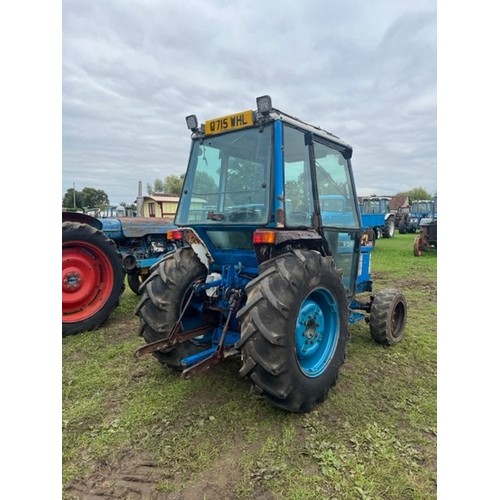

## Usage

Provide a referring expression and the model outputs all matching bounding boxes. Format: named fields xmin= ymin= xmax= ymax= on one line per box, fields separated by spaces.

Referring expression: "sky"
xmin=62 ymin=0 xmax=437 ymax=205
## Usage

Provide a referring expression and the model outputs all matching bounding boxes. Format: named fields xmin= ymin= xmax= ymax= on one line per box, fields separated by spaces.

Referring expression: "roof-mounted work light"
xmin=185 ymin=115 xmax=198 ymax=131
xmin=256 ymin=95 xmax=272 ymax=114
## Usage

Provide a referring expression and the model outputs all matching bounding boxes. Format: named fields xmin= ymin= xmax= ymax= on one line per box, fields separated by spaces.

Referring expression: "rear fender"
xmin=182 ymin=228 xmax=213 ymax=270
xmin=62 ymin=211 xmax=102 ymax=230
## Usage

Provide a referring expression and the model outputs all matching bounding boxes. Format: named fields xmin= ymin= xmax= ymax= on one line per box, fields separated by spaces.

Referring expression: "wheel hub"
xmin=296 ymin=302 xmax=324 ymax=357
xmin=63 ymin=271 xmax=82 ymax=291
xmin=294 ymin=289 xmax=340 ymax=378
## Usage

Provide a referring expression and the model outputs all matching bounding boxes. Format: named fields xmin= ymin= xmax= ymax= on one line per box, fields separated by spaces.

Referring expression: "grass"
xmin=62 ymin=233 xmax=437 ymax=499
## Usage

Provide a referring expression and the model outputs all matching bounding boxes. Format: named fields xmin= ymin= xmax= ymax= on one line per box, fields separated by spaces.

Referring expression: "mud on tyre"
xmin=236 ymin=249 xmax=349 ymax=413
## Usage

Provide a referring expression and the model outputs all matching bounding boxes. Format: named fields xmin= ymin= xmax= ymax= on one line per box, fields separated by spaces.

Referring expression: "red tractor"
xmin=62 ymin=211 xmax=176 ymax=335
xmin=413 ymin=217 xmax=437 ymax=256
xmin=413 ymin=195 xmax=437 ymax=256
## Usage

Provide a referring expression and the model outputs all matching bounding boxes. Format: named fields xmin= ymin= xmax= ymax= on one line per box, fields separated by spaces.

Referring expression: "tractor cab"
xmin=410 ymin=200 xmax=434 ymax=218
xmin=174 ymin=95 xmax=367 ymax=296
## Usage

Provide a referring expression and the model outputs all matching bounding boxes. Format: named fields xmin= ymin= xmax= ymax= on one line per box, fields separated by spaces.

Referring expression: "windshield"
xmin=314 ymin=141 xmax=358 ymax=229
xmin=361 ymin=199 xmax=389 ymax=214
xmin=176 ymin=125 xmax=272 ymax=225
xmin=411 ymin=202 xmax=432 ymax=214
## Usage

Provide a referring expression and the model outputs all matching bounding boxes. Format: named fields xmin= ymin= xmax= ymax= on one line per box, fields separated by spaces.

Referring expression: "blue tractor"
xmin=134 ymin=96 xmax=407 ymax=413
xmin=97 ymin=215 xmax=177 ymax=294
xmin=398 ymin=199 xmax=434 ymax=234
xmin=360 ymin=196 xmax=396 ymax=239
xmin=62 ymin=211 xmax=176 ymax=335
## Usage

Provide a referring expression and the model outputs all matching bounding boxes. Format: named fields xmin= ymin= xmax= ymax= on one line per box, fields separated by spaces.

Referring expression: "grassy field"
xmin=62 ymin=233 xmax=437 ymax=499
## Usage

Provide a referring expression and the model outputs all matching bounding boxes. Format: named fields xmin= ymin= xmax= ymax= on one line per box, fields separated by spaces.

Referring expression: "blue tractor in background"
xmin=359 ymin=196 xmax=396 ymax=240
xmin=134 ymin=96 xmax=407 ymax=413
xmin=398 ymin=199 xmax=434 ymax=234
xmin=62 ymin=211 xmax=176 ymax=335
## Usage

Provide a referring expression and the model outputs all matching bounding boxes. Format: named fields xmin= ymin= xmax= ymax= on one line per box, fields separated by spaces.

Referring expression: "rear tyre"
xmin=369 ymin=289 xmax=407 ymax=345
xmin=135 ymin=247 xmax=209 ymax=370
xmin=62 ymin=222 xmax=125 ymax=336
xmin=237 ymin=250 xmax=349 ymax=413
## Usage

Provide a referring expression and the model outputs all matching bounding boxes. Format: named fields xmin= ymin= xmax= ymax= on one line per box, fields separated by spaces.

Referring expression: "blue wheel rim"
xmin=295 ymin=288 xmax=339 ymax=377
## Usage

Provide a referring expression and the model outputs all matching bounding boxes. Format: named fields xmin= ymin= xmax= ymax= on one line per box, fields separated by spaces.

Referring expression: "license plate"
xmin=205 ymin=110 xmax=254 ymax=135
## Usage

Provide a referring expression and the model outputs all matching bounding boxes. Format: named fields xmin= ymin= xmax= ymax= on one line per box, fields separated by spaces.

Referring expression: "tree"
xmin=81 ymin=187 xmax=109 ymax=207
xmin=62 ymin=188 xmax=84 ymax=209
xmin=154 ymin=178 xmax=164 ymax=193
xmin=396 ymin=187 xmax=433 ymax=203
xmin=146 ymin=179 xmax=165 ymax=194
xmin=62 ymin=187 xmax=109 ymax=210
xmin=147 ymin=175 xmax=185 ymax=195
xmin=165 ymin=174 xmax=184 ymax=195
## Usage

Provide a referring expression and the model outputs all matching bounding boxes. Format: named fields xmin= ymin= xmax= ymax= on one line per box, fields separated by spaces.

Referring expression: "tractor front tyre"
xmin=237 ymin=250 xmax=349 ymax=413
xmin=127 ymin=271 xmax=147 ymax=295
xmin=369 ymin=289 xmax=407 ymax=345
xmin=134 ymin=247 xmax=208 ymax=370
xmin=62 ymin=222 xmax=125 ymax=336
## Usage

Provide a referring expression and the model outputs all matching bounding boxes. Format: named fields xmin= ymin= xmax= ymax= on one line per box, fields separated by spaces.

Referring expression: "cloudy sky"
xmin=62 ymin=0 xmax=437 ymax=205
